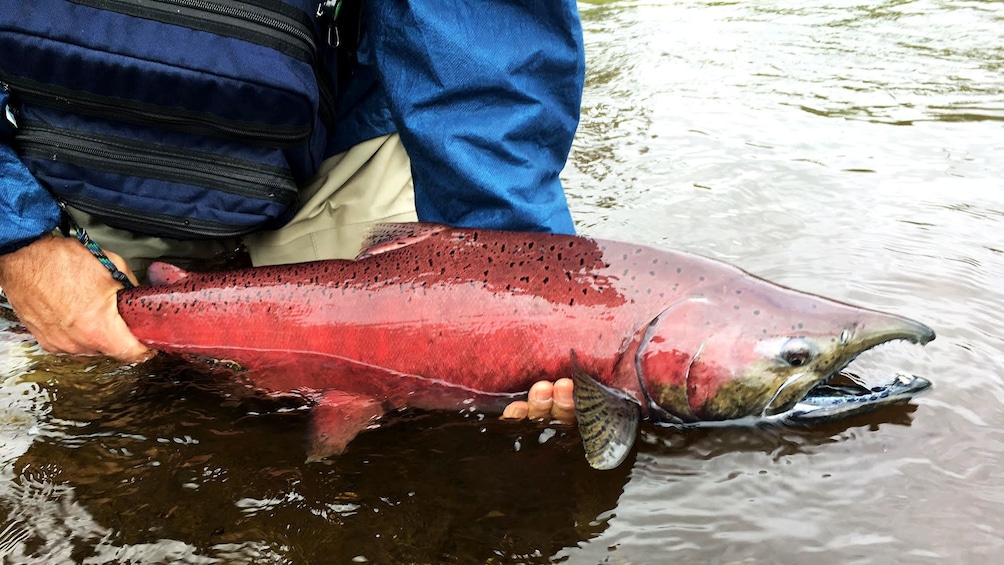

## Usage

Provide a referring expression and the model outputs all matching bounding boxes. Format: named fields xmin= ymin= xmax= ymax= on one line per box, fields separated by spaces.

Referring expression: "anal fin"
xmin=307 ymin=391 xmax=386 ymax=463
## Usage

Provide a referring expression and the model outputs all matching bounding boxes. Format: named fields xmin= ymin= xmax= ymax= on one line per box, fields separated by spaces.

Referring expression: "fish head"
xmin=636 ymin=278 xmax=935 ymax=424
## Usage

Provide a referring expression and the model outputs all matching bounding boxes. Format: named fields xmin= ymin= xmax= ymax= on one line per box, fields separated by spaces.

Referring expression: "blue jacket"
xmin=0 ymin=0 xmax=583 ymax=255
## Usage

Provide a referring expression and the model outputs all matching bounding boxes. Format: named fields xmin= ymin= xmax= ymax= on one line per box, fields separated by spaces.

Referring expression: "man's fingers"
xmin=105 ymin=321 xmax=152 ymax=362
xmin=526 ymin=381 xmax=554 ymax=420
xmin=501 ymin=379 xmax=577 ymax=422
xmin=550 ymin=378 xmax=576 ymax=423
xmin=501 ymin=401 xmax=529 ymax=420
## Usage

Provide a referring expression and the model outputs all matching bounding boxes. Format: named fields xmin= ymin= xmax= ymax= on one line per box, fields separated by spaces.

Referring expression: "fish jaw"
xmin=781 ymin=372 xmax=932 ymax=424
xmin=637 ymin=281 xmax=936 ymax=424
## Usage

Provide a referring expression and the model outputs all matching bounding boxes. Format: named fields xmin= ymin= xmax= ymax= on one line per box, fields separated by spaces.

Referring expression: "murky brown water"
xmin=2 ymin=1 xmax=1003 ymax=563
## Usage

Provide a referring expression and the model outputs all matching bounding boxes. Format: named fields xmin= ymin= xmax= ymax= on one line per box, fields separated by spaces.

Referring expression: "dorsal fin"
xmin=147 ymin=262 xmax=190 ymax=286
xmin=356 ymin=222 xmax=451 ymax=259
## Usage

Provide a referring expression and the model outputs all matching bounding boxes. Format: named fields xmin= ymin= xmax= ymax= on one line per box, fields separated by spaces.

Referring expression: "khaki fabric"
xmin=243 ymin=132 xmax=416 ymax=265
xmin=68 ymin=133 xmax=416 ymax=281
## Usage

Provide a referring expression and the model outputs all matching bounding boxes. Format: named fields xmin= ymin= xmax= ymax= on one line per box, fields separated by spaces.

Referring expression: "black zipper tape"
xmin=65 ymin=194 xmax=270 ymax=239
xmin=4 ymin=76 xmax=312 ymax=146
xmin=17 ymin=119 xmax=298 ymax=205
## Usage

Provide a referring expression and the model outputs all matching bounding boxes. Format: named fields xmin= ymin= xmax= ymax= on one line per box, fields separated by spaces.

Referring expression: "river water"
xmin=2 ymin=1 xmax=1002 ymax=563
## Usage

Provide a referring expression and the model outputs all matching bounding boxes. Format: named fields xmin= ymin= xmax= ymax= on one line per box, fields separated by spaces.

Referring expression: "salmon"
xmin=117 ymin=224 xmax=935 ymax=469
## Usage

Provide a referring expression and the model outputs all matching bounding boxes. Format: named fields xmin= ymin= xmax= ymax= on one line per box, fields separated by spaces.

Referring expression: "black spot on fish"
xmin=677 ymin=267 xmax=682 ymax=274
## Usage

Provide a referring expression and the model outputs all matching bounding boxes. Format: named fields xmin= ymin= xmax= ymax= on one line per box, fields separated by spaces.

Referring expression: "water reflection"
xmin=0 ymin=348 xmax=632 ymax=563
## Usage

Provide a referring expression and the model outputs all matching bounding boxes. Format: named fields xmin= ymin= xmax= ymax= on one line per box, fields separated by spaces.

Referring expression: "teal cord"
xmin=57 ymin=201 xmax=135 ymax=290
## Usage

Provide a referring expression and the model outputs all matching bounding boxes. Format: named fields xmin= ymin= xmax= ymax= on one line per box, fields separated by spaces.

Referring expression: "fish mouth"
xmin=781 ymin=371 xmax=932 ymax=424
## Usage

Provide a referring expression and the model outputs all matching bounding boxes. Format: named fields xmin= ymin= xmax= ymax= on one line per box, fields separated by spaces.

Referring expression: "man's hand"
xmin=0 ymin=234 xmax=151 ymax=362
xmin=501 ymin=378 xmax=575 ymax=424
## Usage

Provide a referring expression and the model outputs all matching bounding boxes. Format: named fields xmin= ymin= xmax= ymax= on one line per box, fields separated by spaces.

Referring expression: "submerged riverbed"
xmin=2 ymin=0 xmax=1003 ymax=562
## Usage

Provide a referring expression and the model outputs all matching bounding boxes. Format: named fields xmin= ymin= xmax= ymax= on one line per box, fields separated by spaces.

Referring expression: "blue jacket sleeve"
xmin=0 ymin=91 xmax=61 ymax=255
xmin=363 ymin=0 xmax=584 ymax=234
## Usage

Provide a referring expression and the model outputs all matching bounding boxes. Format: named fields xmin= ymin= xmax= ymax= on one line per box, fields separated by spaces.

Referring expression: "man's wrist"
xmin=0 ymin=232 xmax=49 ymax=258
xmin=0 ymin=233 xmax=54 ymax=284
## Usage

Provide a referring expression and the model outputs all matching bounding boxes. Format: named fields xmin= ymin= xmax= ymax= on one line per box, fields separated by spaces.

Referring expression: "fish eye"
xmin=780 ymin=337 xmax=815 ymax=367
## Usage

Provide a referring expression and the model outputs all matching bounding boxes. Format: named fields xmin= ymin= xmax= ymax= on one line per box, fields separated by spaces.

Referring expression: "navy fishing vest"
xmin=0 ymin=0 xmax=341 ymax=239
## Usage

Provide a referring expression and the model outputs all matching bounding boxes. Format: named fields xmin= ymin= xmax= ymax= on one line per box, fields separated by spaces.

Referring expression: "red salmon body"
xmin=117 ymin=223 xmax=935 ymax=468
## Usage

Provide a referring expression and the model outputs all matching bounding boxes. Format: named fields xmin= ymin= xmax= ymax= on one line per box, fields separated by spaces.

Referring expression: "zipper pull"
xmin=316 ymin=0 xmax=344 ymax=48
xmin=1 ymin=83 xmax=17 ymax=136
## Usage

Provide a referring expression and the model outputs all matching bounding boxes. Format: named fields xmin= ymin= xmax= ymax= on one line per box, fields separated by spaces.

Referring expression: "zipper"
xmin=17 ymin=120 xmax=298 ymax=205
xmin=72 ymin=0 xmax=320 ymax=61
xmin=66 ymin=194 xmax=267 ymax=239
xmin=5 ymin=75 xmax=312 ymax=145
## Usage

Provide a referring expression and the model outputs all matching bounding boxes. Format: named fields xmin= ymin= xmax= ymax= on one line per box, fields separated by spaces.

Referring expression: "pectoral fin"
xmin=307 ymin=391 xmax=386 ymax=463
xmin=570 ymin=353 xmax=641 ymax=470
